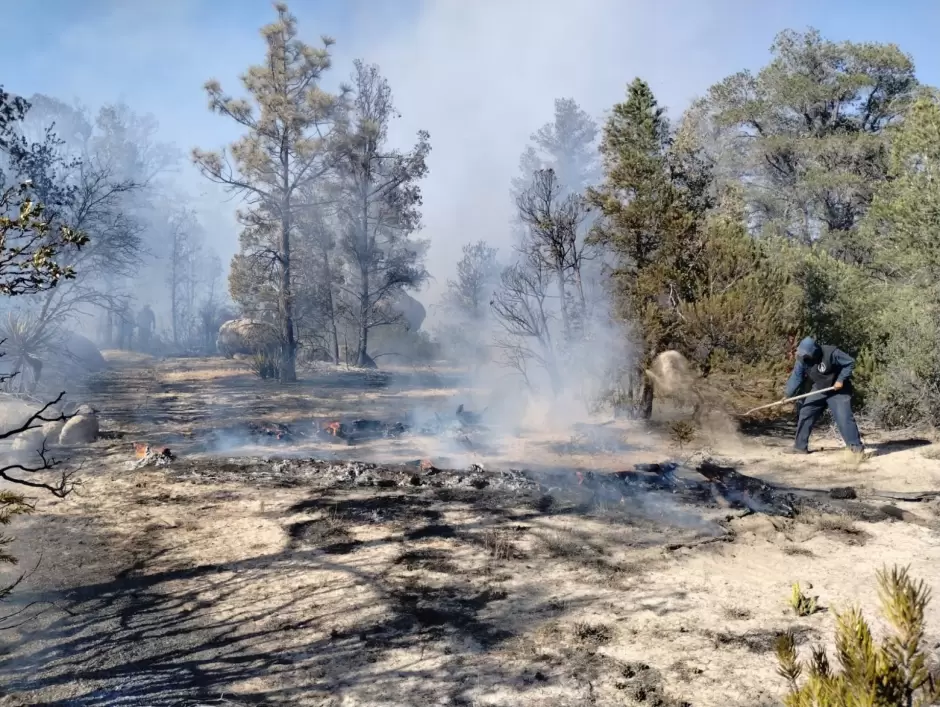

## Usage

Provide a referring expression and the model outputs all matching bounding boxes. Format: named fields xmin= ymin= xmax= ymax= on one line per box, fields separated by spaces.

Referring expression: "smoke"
xmin=0 ymin=0 xmax=820 ymax=313
xmin=0 ymin=0 xmax=823 ymax=453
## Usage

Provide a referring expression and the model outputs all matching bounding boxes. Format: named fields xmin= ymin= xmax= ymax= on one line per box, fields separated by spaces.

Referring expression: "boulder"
xmin=59 ymin=412 xmax=99 ymax=445
xmin=390 ymin=291 xmax=426 ymax=332
xmin=11 ymin=427 xmax=45 ymax=455
xmin=60 ymin=331 xmax=107 ymax=372
xmin=217 ymin=319 xmax=280 ymax=358
xmin=41 ymin=420 xmax=65 ymax=446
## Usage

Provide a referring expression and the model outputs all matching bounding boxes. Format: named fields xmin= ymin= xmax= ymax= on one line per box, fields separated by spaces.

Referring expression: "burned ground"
xmin=3 ymin=354 xmax=940 ymax=706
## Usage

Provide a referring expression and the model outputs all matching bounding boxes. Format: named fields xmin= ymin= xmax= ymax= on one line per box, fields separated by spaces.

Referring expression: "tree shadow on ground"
xmin=737 ymin=416 xmax=796 ymax=440
xmin=867 ymin=438 xmax=933 ymax=457
xmin=0 ymin=486 xmax=697 ymax=706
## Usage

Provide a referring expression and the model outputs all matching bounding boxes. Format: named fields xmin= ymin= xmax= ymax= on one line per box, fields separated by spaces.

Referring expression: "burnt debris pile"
xmin=214 ymin=404 xmax=492 ymax=450
xmin=247 ymin=420 xmax=293 ymax=441
xmin=166 ymin=455 xmax=899 ymax=525
xmin=315 ymin=418 xmax=411 ymax=444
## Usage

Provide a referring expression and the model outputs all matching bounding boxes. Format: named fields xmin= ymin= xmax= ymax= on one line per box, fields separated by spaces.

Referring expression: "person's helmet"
xmin=796 ymin=337 xmax=822 ymax=364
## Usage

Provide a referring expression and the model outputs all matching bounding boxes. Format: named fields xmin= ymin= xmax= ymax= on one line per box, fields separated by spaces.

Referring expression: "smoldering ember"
xmin=3 ymin=6 xmax=940 ymax=707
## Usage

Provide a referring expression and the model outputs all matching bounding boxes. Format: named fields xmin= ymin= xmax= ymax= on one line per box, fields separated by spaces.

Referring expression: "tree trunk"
xmin=171 ymin=285 xmax=179 ymax=346
xmin=321 ymin=248 xmax=340 ymax=364
xmin=279 ymin=184 xmax=297 ymax=382
xmin=614 ymin=365 xmax=654 ymax=420
xmin=169 ymin=232 xmax=180 ymax=346
xmin=104 ymin=309 xmax=114 ymax=347
xmin=556 ymin=266 xmax=570 ymax=341
xmin=356 ymin=184 xmax=371 ymax=368
xmin=357 ymin=257 xmax=370 ymax=366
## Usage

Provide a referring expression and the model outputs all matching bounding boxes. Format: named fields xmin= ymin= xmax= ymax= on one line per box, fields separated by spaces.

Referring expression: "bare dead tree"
xmin=435 ymin=240 xmax=501 ymax=365
xmin=442 ymin=240 xmax=501 ymax=319
xmin=1 ymin=161 xmax=143 ymax=393
xmin=515 ymin=168 xmax=591 ymax=342
xmin=490 ymin=251 xmax=560 ymax=393
xmin=196 ymin=252 xmax=228 ymax=354
xmin=165 ymin=206 xmax=203 ymax=346
xmin=293 ymin=205 xmax=344 ymax=363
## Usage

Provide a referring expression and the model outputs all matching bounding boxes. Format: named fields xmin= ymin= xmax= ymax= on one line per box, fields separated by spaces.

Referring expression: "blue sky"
xmin=2 ymin=0 xmax=938 ymax=301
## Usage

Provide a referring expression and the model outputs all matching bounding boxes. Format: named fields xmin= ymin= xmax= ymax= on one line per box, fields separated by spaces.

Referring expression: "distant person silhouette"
xmin=136 ymin=304 xmax=156 ymax=352
xmin=117 ymin=304 xmax=134 ymax=350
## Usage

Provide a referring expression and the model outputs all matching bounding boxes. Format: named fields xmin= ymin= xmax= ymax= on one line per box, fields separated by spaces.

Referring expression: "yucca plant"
xmin=0 ymin=310 xmax=55 ymax=394
xmin=790 ymin=582 xmax=820 ymax=617
xmin=776 ymin=565 xmax=940 ymax=706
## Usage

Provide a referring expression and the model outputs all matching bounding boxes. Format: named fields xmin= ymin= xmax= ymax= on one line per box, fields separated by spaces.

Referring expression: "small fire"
xmin=133 ymin=442 xmax=173 ymax=459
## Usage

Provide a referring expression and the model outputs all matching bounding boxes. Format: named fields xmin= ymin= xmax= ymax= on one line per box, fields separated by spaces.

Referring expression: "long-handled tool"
xmin=743 ymin=386 xmax=838 ymax=416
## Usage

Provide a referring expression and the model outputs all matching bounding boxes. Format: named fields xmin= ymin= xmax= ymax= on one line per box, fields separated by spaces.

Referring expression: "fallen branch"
xmin=0 ymin=441 xmax=77 ymax=497
xmin=664 ymin=532 xmax=735 ymax=552
xmin=867 ymin=490 xmax=940 ymax=503
xmin=0 ymin=392 xmax=78 ymax=496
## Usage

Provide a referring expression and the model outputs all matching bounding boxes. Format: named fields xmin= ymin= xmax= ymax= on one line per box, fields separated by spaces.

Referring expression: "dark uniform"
xmin=136 ymin=305 xmax=155 ymax=352
xmin=783 ymin=337 xmax=863 ymax=454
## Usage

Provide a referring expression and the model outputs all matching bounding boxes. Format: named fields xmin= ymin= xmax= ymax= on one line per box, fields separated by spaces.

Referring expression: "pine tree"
xmin=192 ymin=3 xmax=345 ymax=382
xmin=330 ymin=60 xmax=430 ymax=368
xmin=587 ymin=78 xmax=703 ymax=417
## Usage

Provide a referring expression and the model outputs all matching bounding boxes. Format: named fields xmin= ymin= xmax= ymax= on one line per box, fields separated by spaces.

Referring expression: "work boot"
xmin=782 ymin=447 xmax=809 ymax=455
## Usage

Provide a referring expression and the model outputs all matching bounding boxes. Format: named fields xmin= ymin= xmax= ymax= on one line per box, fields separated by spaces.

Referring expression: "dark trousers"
xmin=795 ymin=391 xmax=862 ymax=451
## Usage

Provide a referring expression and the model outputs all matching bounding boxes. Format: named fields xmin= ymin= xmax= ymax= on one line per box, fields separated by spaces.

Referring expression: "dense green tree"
xmin=590 ymin=78 xmax=802 ymax=415
xmin=703 ymin=28 xmax=918 ymax=262
xmin=587 ymin=78 xmax=705 ymax=416
xmin=850 ymin=96 xmax=940 ymax=425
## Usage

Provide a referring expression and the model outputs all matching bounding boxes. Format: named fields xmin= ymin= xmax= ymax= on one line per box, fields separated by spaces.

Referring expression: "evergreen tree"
xmin=704 ymin=28 xmax=918 ymax=262
xmin=587 ymin=78 xmax=702 ymax=416
xmin=192 ymin=2 xmax=345 ymax=381
xmin=591 ymin=79 xmax=799 ymax=415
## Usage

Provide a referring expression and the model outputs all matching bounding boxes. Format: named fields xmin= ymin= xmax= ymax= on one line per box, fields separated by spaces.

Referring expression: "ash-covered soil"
xmin=3 ymin=353 xmax=940 ymax=707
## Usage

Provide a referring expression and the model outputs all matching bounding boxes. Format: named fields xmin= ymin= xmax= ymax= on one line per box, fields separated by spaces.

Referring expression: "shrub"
xmin=0 ymin=490 xmax=34 ymax=601
xmin=776 ymin=565 xmax=939 ymax=706
xmin=248 ymin=349 xmax=281 ymax=380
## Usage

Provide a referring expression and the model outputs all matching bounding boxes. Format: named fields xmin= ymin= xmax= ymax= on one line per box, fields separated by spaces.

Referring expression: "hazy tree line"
xmin=6 ymin=9 xmax=940 ymax=429
xmin=438 ymin=28 xmax=940 ymax=427
xmin=0 ymin=88 xmax=229 ymax=395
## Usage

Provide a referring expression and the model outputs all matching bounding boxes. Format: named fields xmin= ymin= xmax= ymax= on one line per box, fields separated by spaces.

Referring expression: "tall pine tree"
xmin=193 ymin=3 xmax=345 ymax=381
xmin=588 ymin=79 xmax=703 ymax=417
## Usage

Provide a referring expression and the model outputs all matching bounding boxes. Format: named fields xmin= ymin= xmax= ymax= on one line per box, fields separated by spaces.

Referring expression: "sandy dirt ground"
xmin=2 ymin=353 xmax=940 ymax=706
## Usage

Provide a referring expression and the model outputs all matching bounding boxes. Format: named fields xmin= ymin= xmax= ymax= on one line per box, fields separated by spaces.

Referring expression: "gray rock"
xmin=216 ymin=319 xmax=279 ymax=358
xmin=59 ymin=413 xmax=99 ymax=445
xmin=61 ymin=331 xmax=107 ymax=372
xmin=41 ymin=420 xmax=65 ymax=446
xmin=11 ymin=427 xmax=45 ymax=453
